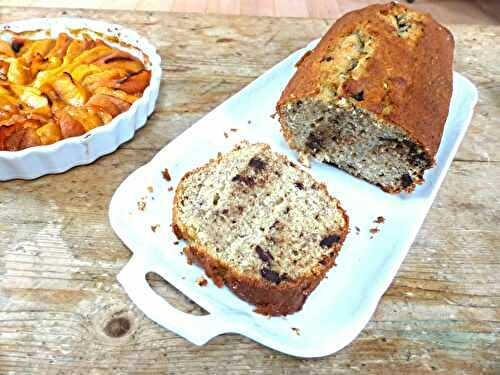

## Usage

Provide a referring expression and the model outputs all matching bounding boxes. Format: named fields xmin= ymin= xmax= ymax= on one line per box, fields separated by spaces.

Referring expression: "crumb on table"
xmin=147 ymin=186 xmax=154 ymax=193
xmin=370 ymin=228 xmax=380 ymax=234
xmin=291 ymin=327 xmax=301 ymax=336
xmin=162 ymin=168 xmax=171 ymax=181
xmin=196 ymin=277 xmax=208 ymax=287
xmin=137 ymin=200 xmax=146 ymax=211
xmin=230 ymin=128 xmax=238 ymax=132
xmin=173 ymin=241 xmax=180 ymax=245
xmin=374 ymin=216 xmax=385 ymax=224
xmin=151 ymin=224 xmax=160 ymax=232
xmin=224 ymin=132 xmax=229 ymax=138
xmin=168 ymin=186 xmax=174 ymax=192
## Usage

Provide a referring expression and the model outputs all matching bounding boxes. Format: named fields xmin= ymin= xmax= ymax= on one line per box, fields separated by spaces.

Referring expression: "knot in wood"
xmin=104 ymin=317 xmax=131 ymax=338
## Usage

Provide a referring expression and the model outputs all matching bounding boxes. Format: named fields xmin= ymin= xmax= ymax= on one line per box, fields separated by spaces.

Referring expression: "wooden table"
xmin=1 ymin=7 xmax=499 ymax=374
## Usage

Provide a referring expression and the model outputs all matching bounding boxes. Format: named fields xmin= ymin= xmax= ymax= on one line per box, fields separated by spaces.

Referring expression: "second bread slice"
xmin=173 ymin=142 xmax=348 ymax=316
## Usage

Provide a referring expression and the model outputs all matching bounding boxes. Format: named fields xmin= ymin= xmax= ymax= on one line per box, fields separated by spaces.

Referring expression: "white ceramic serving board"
xmin=109 ymin=39 xmax=478 ymax=358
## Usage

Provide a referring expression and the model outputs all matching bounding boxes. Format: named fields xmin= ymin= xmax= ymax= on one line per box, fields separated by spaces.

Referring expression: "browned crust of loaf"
xmin=172 ymin=142 xmax=349 ymax=316
xmin=276 ymin=2 xmax=454 ymax=179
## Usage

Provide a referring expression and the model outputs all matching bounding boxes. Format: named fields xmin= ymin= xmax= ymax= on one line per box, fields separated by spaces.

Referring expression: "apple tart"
xmin=0 ymin=32 xmax=151 ymax=151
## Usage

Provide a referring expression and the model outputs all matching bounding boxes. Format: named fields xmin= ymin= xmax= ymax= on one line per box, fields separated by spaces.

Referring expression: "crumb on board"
xmin=173 ymin=241 xmax=180 ymax=245
xmin=137 ymin=200 xmax=146 ymax=211
xmin=168 ymin=186 xmax=174 ymax=192
xmin=147 ymin=186 xmax=154 ymax=193
xmin=270 ymin=113 xmax=277 ymax=119
xmin=291 ymin=327 xmax=301 ymax=336
xmin=374 ymin=216 xmax=385 ymax=224
xmin=197 ymin=277 xmax=208 ymax=287
xmin=370 ymin=228 xmax=380 ymax=234
xmin=151 ymin=224 xmax=160 ymax=232
xmin=230 ymin=128 xmax=238 ymax=132
xmin=298 ymin=152 xmax=310 ymax=168
xmin=224 ymin=132 xmax=229 ymax=139
xmin=162 ymin=168 xmax=171 ymax=181
xmin=355 ymin=226 xmax=360 ymax=234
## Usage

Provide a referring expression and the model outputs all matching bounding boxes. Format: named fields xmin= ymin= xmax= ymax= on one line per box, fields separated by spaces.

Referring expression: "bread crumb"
xmin=173 ymin=241 xmax=179 ymax=245
xmin=355 ymin=226 xmax=360 ymax=234
xmin=298 ymin=152 xmax=310 ymax=168
xmin=374 ymin=216 xmax=385 ymax=224
xmin=291 ymin=327 xmax=301 ymax=336
xmin=137 ymin=200 xmax=146 ymax=211
xmin=147 ymin=186 xmax=154 ymax=193
xmin=230 ymin=128 xmax=238 ymax=132
xmin=224 ymin=132 xmax=229 ymax=138
xmin=370 ymin=228 xmax=380 ymax=234
xmin=162 ymin=168 xmax=171 ymax=181
xmin=270 ymin=113 xmax=277 ymax=119
xmin=196 ymin=277 xmax=208 ymax=287
xmin=168 ymin=186 xmax=173 ymax=192
xmin=151 ymin=224 xmax=160 ymax=232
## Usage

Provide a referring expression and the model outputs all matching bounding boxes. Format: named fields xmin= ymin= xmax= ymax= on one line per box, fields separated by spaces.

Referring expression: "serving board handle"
xmin=118 ymin=253 xmax=232 ymax=345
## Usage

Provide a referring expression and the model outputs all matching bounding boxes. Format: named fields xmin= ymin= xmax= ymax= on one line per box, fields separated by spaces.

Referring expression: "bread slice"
xmin=172 ymin=142 xmax=348 ymax=316
xmin=276 ymin=3 xmax=454 ymax=193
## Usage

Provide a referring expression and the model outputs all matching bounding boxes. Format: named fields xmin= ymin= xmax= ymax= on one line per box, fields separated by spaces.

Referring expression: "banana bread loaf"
xmin=276 ymin=2 xmax=454 ymax=193
xmin=172 ymin=142 xmax=348 ymax=316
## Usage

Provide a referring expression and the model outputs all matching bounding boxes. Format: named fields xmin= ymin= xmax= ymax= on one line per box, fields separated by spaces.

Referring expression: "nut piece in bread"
xmin=172 ymin=142 xmax=348 ymax=316
xmin=277 ymin=2 xmax=454 ymax=193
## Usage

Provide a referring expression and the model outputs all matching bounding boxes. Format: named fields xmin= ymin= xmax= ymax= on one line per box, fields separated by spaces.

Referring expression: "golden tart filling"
xmin=0 ymin=32 xmax=151 ymax=151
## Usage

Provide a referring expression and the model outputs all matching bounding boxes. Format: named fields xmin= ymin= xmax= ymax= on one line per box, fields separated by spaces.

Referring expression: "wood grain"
xmin=0 ymin=7 xmax=499 ymax=374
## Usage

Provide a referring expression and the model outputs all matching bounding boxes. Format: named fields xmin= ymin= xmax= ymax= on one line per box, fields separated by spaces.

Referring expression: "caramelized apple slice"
xmin=64 ymin=106 xmax=103 ymax=132
xmin=86 ymin=105 xmax=113 ymax=124
xmin=10 ymin=85 xmax=50 ymax=115
xmin=113 ymin=70 xmax=151 ymax=95
xmin=81 ymin=69 xmax=126 ymax=92
xmin=101 ymin=59 xmax=145 ymax=73
xmin=36 ymin=121 xmax=62 ymax=145
xmin=46 ymin=33 xmax=72 ymax=60
xmin=71 ymin=64 xmax=103 ymax=83
xmin=7 ymin=58 xmax=31 ymax=85
xmin=0 ymin=40 xmax=15 ymax=57
xmin=94 ymin=87 xmax=138 ymax=104
xmin=53 ymin=72 xmax=89 ymax=107
xmin=22 ymin=39 xmax=56 ymax=63
xmin=86 ymin=93 xmax=131 ymax=117
xmin=4 ymin=124 xmax=42 ymax=151
xmin=0 ymin=60 xmax=9 ymax=77
xmin=73 ymin=46 xmax=115 ymax=65
xmin=56 ymin=110 xmax=86 ymax=139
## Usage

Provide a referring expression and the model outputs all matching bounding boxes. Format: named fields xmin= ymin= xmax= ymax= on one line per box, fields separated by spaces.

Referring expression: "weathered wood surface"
xmin=0 ymin=7 xmax=499 ymax=374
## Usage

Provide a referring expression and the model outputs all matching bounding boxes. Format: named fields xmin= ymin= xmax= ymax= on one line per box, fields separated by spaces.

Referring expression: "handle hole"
xmin=146 ymin=272 xmax=208 ymax=316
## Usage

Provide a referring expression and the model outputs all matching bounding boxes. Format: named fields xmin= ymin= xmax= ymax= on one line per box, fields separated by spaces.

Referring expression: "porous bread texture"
xmin=277 ymin=2 xmax=454 ymax=193
xmin=172 ymin=142 xmax=348 ymax=316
